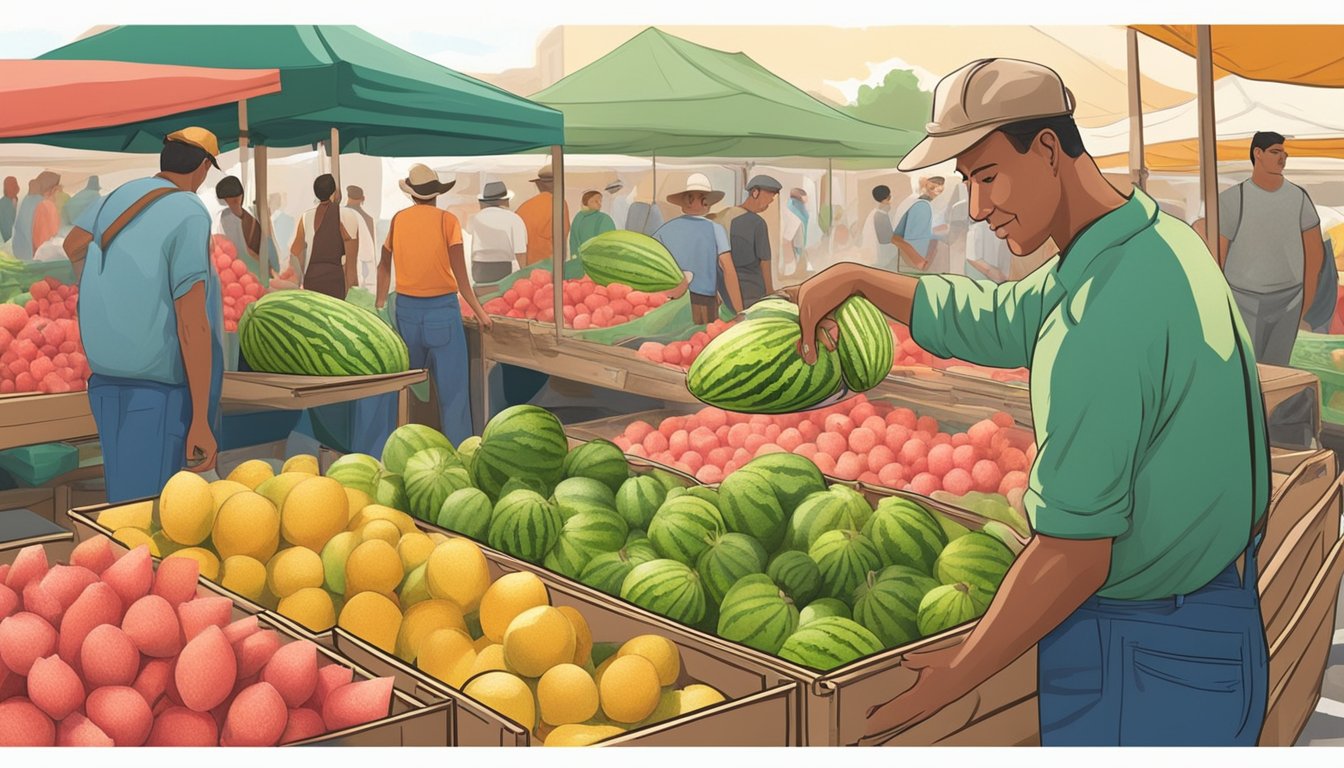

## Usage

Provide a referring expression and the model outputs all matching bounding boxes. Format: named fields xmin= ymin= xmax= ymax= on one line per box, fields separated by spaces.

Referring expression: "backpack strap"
xmin=100 ymin=187 xmax=179 ymax=253
xmin=1231 ymin=180 xmax=1246 ymax=243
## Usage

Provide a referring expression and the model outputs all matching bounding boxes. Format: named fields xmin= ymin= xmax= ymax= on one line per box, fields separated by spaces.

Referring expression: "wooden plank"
xmin=0 ymin=392 xmax=97 ymax=449
xmin=220 ymin=370 xmax=427 ymax=411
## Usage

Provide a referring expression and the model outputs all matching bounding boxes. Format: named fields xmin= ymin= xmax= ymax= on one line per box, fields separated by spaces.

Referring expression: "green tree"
xmin=846 ymin=69 xmax=932 ymax=133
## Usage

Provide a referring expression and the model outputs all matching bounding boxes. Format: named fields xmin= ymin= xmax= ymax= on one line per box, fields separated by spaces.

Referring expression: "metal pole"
xmin=651 ymin=155 xmax=658 ymax=203
xmin=238 ymin=100 xmax=250 ymax=198
xmin=1126 ymin=29 xmax=1147 ymax=192
xmin=827 ymin=158 xmax=835 ymax=259
xmin=329 ymin=127 xmax=342 ymax=194
xmin=552 ymin=145 xmax=565 ymax=340
xmin=256 ymin=144 xmax=271 ymax=290
xmin=1196 ymin=25 xmax=1220 ymax=257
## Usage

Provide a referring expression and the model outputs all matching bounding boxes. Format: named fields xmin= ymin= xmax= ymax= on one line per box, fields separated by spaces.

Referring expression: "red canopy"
xmin=0 ymin=59 xmax=281 ymax=139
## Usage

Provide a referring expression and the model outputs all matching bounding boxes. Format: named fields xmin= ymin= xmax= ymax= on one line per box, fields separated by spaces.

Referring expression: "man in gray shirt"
xmin=1218 ymin=131 xmax=1325 ymax=367
xmin=870 ymin=185 xmax=900 ymax=271
xmin=717 ymin=174 xmax=780 ymax=313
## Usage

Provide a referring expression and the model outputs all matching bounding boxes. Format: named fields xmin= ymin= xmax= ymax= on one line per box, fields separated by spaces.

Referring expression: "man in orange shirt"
xmin=31 ymin=171 xmax=62 ymax=254
xmin=515 ymin=165 xmax=570 ymax=266
xmin=376 ymin=164 xmax=492 ymax=443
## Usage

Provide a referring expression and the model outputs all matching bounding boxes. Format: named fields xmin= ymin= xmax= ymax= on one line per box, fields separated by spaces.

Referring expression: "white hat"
xmin=667 ymin=173 xmax=725 ymax=206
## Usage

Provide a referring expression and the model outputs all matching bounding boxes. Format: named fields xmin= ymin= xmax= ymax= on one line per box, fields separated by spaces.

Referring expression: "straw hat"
xmin=531 ymin=165 xmax=555 ymax=183
xmin=667 ymin=173 xmax=724 ymax=206
xmin=400 ymin=163 xmax=456 ymax=200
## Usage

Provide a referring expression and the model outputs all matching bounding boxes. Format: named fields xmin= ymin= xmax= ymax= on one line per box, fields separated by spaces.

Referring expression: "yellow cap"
xmin=165 ymin=127 xmax=221 ymax=168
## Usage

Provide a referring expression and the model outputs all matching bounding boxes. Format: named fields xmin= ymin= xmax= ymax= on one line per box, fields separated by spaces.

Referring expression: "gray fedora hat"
xmin=746 ymin=174 xmax=783 ymax=193
xmin=478 ymin=181 xmax=514 ymax=202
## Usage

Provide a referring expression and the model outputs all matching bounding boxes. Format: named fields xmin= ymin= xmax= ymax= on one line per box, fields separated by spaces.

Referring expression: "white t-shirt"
xmin=467 ymin=206 xmax=529 ymax=264
xmin=295 ymin=205 xmax=361 ymax=264
xmin=781 ymin=206 xmax=802 ymax=242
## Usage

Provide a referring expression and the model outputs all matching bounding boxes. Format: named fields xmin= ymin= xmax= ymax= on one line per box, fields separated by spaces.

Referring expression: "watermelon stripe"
xmin=836 ymin=297 xmax=894 ymax=392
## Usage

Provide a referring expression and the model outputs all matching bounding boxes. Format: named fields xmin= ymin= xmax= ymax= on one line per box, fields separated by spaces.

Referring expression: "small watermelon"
xmin=810 ymin=529 xmax=882 ymax=601
xmin=696 ymin=533 xmax=768 ymax=606
xmin=647 ymin=496 xmax=725 ymax=566
xmin=778 ymin=617 xmax=883 ymax=671
xmin=404 ymin=448 xmax=469 ymax=522
xmin=544 ymin=509 xmax=629 ymax=580
xmin=615 ymin=475 xmax=667 ymax=532
xmin=786 ymin=487 xmax=872 ymax=552
xmin=739 ymin=454 xmax=826 ymax=515
xmin=766 ymin=551 xmax=821 ymax=606
xmin=436 ymin=487 xmax=493 ymax=541
xmin=552 ymin=477 xmax=618 ymax=513
xmin=620 ymin=559 xmax=707 ymax=625
xmin=718 ymin=468 xmax=787 ymax=553
xmin=687 ymin=317 xmax=843 ymax=414
xmin=580 ymin=541 xmax=657 ymax=595
xmin=863 ymin=498 xmax=948 ymax=575
xmin=487 ymin=490 xmax=562 ymax=564
xmin=934 ymin=532 xmax=1015 ymax=607
xmin=717 ymin=574 xmax=799 ymax=655
xmin=917 ymin=583 xmax=982 ymax=637
xmin=742 ymin=298 xmax=799 ymax=322
xmin=498 ymin=476 xmax=551 ymax=501
xmin=562 ymin=439 xmax=631 ymax=494
xmin=326 ymin=454 xmax=382 ymax=496
xmin=684 ymin=486 xmax=721 ymax=509
xmin=799 ymin=598 xmax=851 ymax=626
xmin=852 ymin=566 xmax=940 ymax=648
xmin=375 ymin=472 xmax=409 ymax=512
xmin=834 ymin=296 xmax=894 ymax=392
xmin=383 ymin=424 xmax=454 ymax=476
xmin=646 ymin=469 xmax=686 ymax=493
xmin=472 ymin=405 xmax=568 ymax=501
xmin=457 ymin=436 xmax=482 ymax=475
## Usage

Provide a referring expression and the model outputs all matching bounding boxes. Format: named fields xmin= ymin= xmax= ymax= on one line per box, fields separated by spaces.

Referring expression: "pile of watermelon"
xmin=0 ymin=278 xmax=89 ymax=395
xmin=635 ymin=320 xmax=735 ymax=370
xmin=210 ymin=236 xmax=265 ymax=333
xmin=610 ymin=395 xmax=1033 ymax=505
xmin=481 ymin=269 xmax=670 ymax=329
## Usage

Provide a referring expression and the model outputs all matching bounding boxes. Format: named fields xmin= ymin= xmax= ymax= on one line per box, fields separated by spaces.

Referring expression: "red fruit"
xmin=229 ymin=260 xmax=249 ymax=278
xmin=794 ymin=442 xmax=818 ymax=460
xmin=968 ymin=421 xmax=1000 ymax=450
xmin=133 ymin=657 xmax=175 ymax=709
xmin=776 ymin=428 xmax=803 ymax=452
xmin=942 ymin=468 xmax=974 ymax=497
xmin=680 ymin=451 xmax=704 ymax=474
xmin=235 ymin=630 xmax=282 ymax=679
xmin=797 ymin=421 xmax=821 ymax=442
xmin=305 ymin=664 xmax=354 ymax=710
xmin=147 ymin=706 xmax=217 ymax=746
xmin=898 ymin=439 xmax=928 ymax=466
xmin=951 ymin=433 xmax=971 ymax=448
xmin=86 ymin=686 xmax=153 ymax=746
xmin=887 ymin=408 xmax=918 ymax=430
xmin=81 ymin=624 xmax=139 ymax=688
xmin=0 ymin=304 xmax=27 ymax=335
xmin=927 ymin=444 xmax=955 ymax=477
xmin=952 ymin=445 xmax=979 ymax=472
xmin=642 ymin=431 xmax=669 ymax=456
xmin=58 ymin=582 xmax=123 ymax=665
xmin=70 ymin=536 xmax=116 ymax=575
xmin=695 ymin=465 xmax=724 ymax=484
xmin=998 ymin=447 xmax=1030 ymax=473
xmin=908 ymin=472 xmax=942 ymax=496
xmin=28 ymin=655 xmax=84 ymax=720
xmin=882 ymin=426 xmax=910 ymax=455
xmin=689 ymin=427 xmax=718 ymax=455
xmin=834 ymin=453 xmax=864 ymax=481
xmin=743 ymin=434 xmax=769 ymax=454
xmin=991 ymin=412 xmax=1016 ymax=429
xmin=221 ymin=682 xmax=287 ymax=747
xmin=176 ymin=625 xmax=237 ymax=712
xmin=29 ymin=356 xmax=54 ymax=381
xmin=58 ymin=712 xmax=115 ymax=747
xmin=30 ymin=281 xmax=51 ymax=300
xmin=725 ymin=423 xmax=751 ymax=448
xmin=624 ymin=421 xmax=655 ymax=445
xmin=152 ymin=556 xmax=200 ymax=607
xmin=706 ymin=447 xmax=734 ymax=469
xmin=754 ymin=443 xmax=786 ymax=458
xmin=877 ymin=463 xmax=906 ymax=488
xmin=971 ymin=460 xmax=1004 ymax=494
xmin=999 ymin=471 xmax=1029 ymax=497
xmin=931 ymin=433 xmax=953 ymax=447
xmin=824 ymin=414 xmax=854 ymax=435
xmin=0 ymin=583 xmax=15 ymax=619
xmin=816 ymin=432 xmax=847 ymax=460
xmin=0 ymin=611 xmax=57 ymax=674
xmin=262 ymin=640 xmax=320 ymax=708
xmin=102 ymin=545 xmax=153 ymax=607
xmin=0 ymin=699 xmax=55 ymax=746
xmin=848 ymin=427 xmax=878 ymax=454
xmin=122 ymin=595 xmax=182 ymax=658
xmin=321 ymin=677 xmax=394 ymax=733
xmin=866 ymin=445 xmax=897 ymax=474
xmin=811 ymin=452 xmax=837 ymax=475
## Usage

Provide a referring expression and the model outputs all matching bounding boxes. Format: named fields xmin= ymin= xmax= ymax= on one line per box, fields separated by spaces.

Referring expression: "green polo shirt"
xmin=910 ymin=190 xmax=1270 ymax=601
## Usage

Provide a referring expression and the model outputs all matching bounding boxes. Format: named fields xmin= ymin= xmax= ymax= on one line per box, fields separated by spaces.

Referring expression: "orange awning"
xmin=1133 ymin=26 xmax=1344 ymax=87
xmin=1097 ymin=137 xmax=1344 ymax=172
xmin=0 ymin=60 xmax=281 ymax=139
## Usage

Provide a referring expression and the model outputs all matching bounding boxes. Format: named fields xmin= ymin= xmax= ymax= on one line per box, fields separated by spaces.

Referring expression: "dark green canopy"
xmin=26 ymin=25 xmax=563 ymax=156
xmin=532 ymin=28 xmax=918 ymax=164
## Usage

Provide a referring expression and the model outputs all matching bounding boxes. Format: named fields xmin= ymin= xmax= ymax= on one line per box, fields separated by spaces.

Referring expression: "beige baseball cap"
xmin=898 ymin=58 xmax=1075 ymax=172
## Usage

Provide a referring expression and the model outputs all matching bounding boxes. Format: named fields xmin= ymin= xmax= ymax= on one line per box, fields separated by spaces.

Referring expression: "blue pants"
xmin=1037 ymin=542 xmax=1268 ymax=746
xmin=395 ymin=293 xmax=472 ymax=444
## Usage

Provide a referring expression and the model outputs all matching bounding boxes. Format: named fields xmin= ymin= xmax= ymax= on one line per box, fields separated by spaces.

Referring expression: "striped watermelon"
xmin=917 ymin=583 xmax=982 ymax=637
xmin=648 ymin=496 xmax=726 ymax=565
xmin=852 ymin=566 xmax=940 ymax=648
xmin=620 ymin=559 xmax=707 ymax=625
xmin=375 ymin=473 xmax=409 ymax=512
xmin=739 ymin=454 xmax=826 ymax=515
xmin=778 ymin=617 xmax=883 ymax=671
xmin=239 ymin=290 xmax=409 ymax=376
xmin=457 ymin=436 xmax=481 ymax=476
xmin=799 ymin=598 xmax=851 ymax=626
xmin=544 ymin=509 xmax=629 ymax=580
xmin=646 ymin=469 xmax=687 ymax=493
xmin=326 ymin=453 xmax=383 ymax=495
xmin=626 ymin=530 xmax=653 ymax=549
xmin=435 ymin=487 xmax=494 ymax=540
xmin=742 ymin=298 xmax=799 ymax=322
xmin=552 ymin=477 xmax=618 ymax=512
xmin=562 ymin=439 xmax=631 ymax=494
xmin=577 ymin=230 xmax=684 ymax=292
xmin=718 ymin=469 xmax=787 ymax=552
xmin=684 ymin=486 xmax=721 ymax=508
xmin=863 ymin=498 xmax=948 ymax=575
xmin=615 ymin=475 xmax=667 ymax=531
xmin=580 ymin=541 xmax=657 ymax=595
xmin=834 ymin=296 xmax=893 ymax=392
xmin=487 ymin=490 xmax=562 ymax=564
xmin=383 ymin=424 xmax=455 ymax=475
xmin=786 ymin=487 xmax=872 ymax=552
xmin=716 ymin=574 xmax=799 ymax=655
xmin=696 ymin=533 xmax=768 ymax=605
xmin=767 ymin=550 xmax=821 ymax=605
xmin=810 ymin=529 xmax=883 ymax=601
xmin=686 ymin=317 xmax=844 ymax=414
xmin=934 ymin=532 xmax=1015 ymax=607
xmin=404 ymin=448 xmax=469 ymax=522
xmin=472 ymin=405 xmax=568 ymax=500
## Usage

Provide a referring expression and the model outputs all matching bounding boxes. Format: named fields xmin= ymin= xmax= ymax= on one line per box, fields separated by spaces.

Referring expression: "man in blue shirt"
xmin=62 ymin=127 xmax=224 ymax=501
xmin=654 ymin=173 xmax=734 ymax=325
xmin=892 ymin=176 xmax=945 ymax=275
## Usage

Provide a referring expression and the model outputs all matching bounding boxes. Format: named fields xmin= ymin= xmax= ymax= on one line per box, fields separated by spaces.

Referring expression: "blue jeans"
xmin=1037 ymin=542 xmax=1268 ymax=746
xmin=395 ymin=293 xmax=472 ymax=444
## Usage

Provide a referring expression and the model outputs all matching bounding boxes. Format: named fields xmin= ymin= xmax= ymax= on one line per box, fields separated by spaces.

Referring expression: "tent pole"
xmin=1126 ymin=28 xmax=1146 ymax=192
xmin=330 ymin=128 xmax=342 ymax=195
xmin=256 ymin=144 xmax=271 ymax=290
xmin=238 ymin=100 xmax=250 ymax=198
xmin=651 ymin=155 xmax=658 ymax=204
xmin=827 ymin=158 xmax=835 ymax=260
xmin=552 ymin=145 xmax=565 ymax=340
xmin=1196 ymin=26 xmax=1219 ymax=258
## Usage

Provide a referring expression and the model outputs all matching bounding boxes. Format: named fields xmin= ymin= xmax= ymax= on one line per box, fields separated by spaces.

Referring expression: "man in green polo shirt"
xmin=791 ymin=59 xmax=1270 ymax=746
